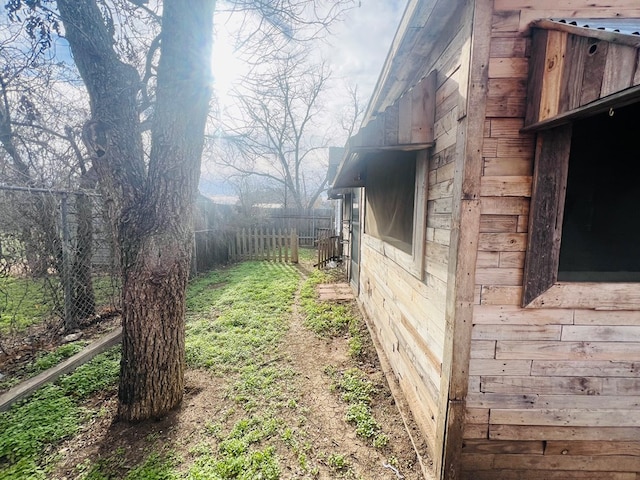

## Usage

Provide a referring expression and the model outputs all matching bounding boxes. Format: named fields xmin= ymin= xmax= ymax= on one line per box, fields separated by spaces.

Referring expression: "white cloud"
xmin=324 ymin=0 xmax=405 ymax=99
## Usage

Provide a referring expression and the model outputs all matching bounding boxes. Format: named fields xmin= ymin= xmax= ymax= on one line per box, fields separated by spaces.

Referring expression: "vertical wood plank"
xmin=440 ymin=0 xmax=492 ymax=477
xmin=411 ymin=70 xmax=437 ymax=144
xmin=601 ymin=43 xmax=638 ymax=97
xmin=521 ymin=125 xmax=572 ymax=306
xmin=291 ymin=228 xmax=299 ymax=263
xmin=539 ymin=30 xmax=567 ymax=121
xmin=524 ymin=28 xmax=548 ymax=126
xmin=559 ymin=34 xmax=588 ymax=113
xmin=284 ymin=228 xmax=289 ymax=263
xmin=398 ymin=91 xmax=412 ymax=145
xmin=581 ymin=39 xmax=608 ymax=105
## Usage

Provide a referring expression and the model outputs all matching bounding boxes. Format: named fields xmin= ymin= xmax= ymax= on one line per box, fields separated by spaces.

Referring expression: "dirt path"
xmin=280 ymin=264 xmax=424 ymax=479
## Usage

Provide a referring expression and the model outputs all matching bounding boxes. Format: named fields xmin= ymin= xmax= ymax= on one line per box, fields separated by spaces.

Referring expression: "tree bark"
xmin=57 ymin=0 xmax=214 ymax=421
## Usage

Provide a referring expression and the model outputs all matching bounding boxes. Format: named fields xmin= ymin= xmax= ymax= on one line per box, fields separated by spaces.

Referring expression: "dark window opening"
xmin=365 ymin=151 xmax=416 ymax=254
xmin=558 ymin=101 xmax=640 ymax=282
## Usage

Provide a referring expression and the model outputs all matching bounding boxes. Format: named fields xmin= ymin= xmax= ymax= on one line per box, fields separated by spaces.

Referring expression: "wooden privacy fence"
xmin=315 ymin=230 xmax=342 ymax=268
xmin=229 ymin=228 xmax=299 ymax=263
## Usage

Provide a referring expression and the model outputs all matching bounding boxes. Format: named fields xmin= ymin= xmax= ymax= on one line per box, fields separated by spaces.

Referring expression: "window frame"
xmin=363 ymin=149 xmax=428 ymax=279
xmin=523 ymin=123 xmax=640 ymax=309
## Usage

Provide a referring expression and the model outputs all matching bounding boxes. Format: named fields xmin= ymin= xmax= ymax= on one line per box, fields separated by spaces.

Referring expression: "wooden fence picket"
xmin=228 ymin=227 xmax=299 ymax=264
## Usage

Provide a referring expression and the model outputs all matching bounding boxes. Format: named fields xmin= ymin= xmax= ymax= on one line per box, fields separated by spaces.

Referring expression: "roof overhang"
xmin=524 ymin=20 xmax=640 ymax=131
xmin=332 ymin=71 xmax=436 ymax=189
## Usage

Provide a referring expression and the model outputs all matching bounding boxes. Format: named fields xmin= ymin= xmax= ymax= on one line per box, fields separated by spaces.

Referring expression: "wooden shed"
xmin=331 ymin=1 xmax=640 ymax=478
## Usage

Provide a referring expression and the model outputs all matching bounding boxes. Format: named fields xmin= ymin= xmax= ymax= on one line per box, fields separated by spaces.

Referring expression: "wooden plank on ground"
xmin=0 ymin=327 xmax=122 ymax=412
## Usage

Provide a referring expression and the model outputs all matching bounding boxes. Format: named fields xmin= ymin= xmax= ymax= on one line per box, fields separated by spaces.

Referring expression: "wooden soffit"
xmin=524 ymin=25 xmax=640 ymax=131
xmin=332 ymin=70 xmax=436 ymax=189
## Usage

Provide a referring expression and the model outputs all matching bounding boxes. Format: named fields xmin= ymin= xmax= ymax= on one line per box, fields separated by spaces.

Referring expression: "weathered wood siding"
xmin=357 ymin=2 xmax=473 ymax=473
xmin=462 ymin=2 xmax=640 ymax=478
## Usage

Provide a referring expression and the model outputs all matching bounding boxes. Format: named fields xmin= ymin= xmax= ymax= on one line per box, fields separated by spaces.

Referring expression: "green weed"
xmin=186 ymin=262 xmax=298 ymax=374
xmin=187 ymin=416 xmax=281 ymax=480
xmin=300 ymin=270 xmax=355 ymax=337
xmin=0 ymin=348 xmax=120 ymax=477
xmin=330 ymin=368 xmax=389 ymax=448
xmin=31 ymin=342 xmax=87 ymax=373
xmin=327 ymin=452 xmax=348 ymax=470
xmin=0 ymin=277 xmax=50 ymax=333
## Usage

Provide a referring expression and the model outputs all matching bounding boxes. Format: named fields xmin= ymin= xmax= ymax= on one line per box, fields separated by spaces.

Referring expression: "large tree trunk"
xmin=58 ymin=0 xmax=214 ymax=421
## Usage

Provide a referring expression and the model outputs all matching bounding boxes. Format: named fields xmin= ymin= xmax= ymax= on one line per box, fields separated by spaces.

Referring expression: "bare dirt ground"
xmin=14 ymin=263 xmax=428 ymax=479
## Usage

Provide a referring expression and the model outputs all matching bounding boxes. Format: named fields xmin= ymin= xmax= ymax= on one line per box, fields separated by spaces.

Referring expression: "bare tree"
xmin=217 ymin=53 xmax=333 ymax=209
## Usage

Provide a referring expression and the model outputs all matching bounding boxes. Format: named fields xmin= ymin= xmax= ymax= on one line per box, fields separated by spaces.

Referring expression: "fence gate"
xmin=228 ymin=228 xmax=299 ymax=263
xmin=315 ymin=229 xmax=342 ymax=268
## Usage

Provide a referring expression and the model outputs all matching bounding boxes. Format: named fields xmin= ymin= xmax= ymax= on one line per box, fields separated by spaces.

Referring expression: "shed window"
xmin=362 ymin=149 xmax=427 ymax=279
xmin=558 ymin=102 xmax=640 ymax=281
xmin=523 ymin=100 xmax=640 ymax=306
xmin=365 ymin=151 xmax=416 ymax=254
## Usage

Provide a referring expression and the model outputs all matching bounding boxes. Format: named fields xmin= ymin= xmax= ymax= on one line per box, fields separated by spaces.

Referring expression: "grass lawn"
xmin=0 ymin=257 xmax=423 ymax=479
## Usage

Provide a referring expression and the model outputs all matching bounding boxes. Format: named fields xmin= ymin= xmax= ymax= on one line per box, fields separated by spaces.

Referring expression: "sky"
xmin=213 ymin=0 xmax=405 ymax=110
xmin=202 ymin=0 xmax=407 ymax=201
xmin=320 ymin=0 xmax=405 ymax=105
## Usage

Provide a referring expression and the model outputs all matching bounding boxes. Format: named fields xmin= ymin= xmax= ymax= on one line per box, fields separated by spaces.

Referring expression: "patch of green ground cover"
xmin=300 ymin=269 xmax=353 ymax=337
xmin=185 ymin=261 xmax=298 ymax=373
xmin=300 ymin=268 xmax=364 ymax=359
xmin=0 ymin=341 xmax=89 ymax=392
xmin=0 ymin=347 xmax=121 ymax=479
xmin=187 ymin=415 xmax=281 ymax=479
xmin=0 ymin=276 xmax=51 ymax=333
xmin=300 ymin=267 xmax=389 ymax=450
xmin=183 ymin=261 xmax=303 ymax=477
xmin=76 ymin=450 xmax=180 ymax=480
xmin=58 ymin=260 xmax=301 ymax=479
xmin=186 ymin=270 xmax=230 ymax=314
xmin=328 ymin=367 xmax=389 ymax=449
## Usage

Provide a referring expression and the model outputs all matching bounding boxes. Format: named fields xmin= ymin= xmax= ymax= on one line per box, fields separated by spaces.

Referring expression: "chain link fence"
xmin=0 ymin=185 xmax=120 ymax=352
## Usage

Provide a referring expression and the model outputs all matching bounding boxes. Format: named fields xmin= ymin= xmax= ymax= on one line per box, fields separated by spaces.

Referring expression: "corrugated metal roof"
xmin=550 ymin=18 xmax=640 ymax=37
